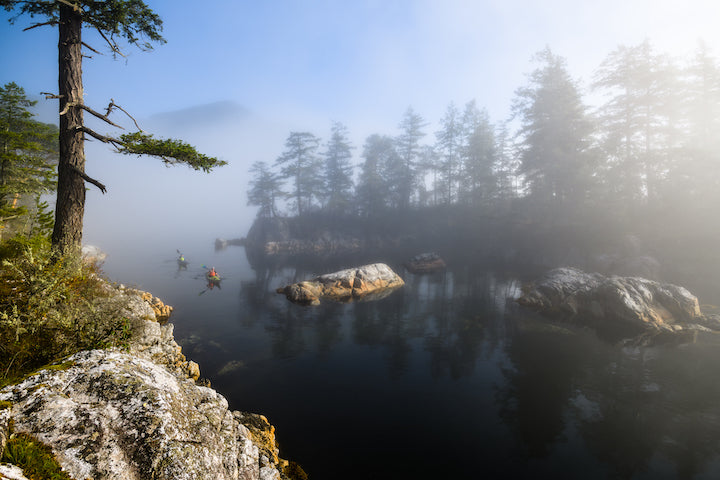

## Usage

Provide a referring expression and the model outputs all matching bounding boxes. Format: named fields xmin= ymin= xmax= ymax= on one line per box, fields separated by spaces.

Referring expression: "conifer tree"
xmin=435 ymin=102 xmax=462 ymax=205
xmin=247 ymin=161 xmax=283 ymax=218
xmin=322 ymin=121 xmax=354 ymax=215
xmin=513 ymin=47 xmax=595 ymax=207
xmin=592 ymin=39 xmax=680 ymax=207
xmin=275 ymin=131 xmax=323 ymax=216
xmin=0 ymin=82 xmax=57 ymax=232
xmin=393 ymin=107 xmax=427 ymax=209
xmin=356 ymin=134 xmax=396 ymax=216
xmin=1 ymin=0 xmax=226 ymax=253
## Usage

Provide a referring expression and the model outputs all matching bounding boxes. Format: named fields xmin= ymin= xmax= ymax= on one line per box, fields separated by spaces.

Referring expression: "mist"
xmin=6 ymin=2 xmax=720 ymax=478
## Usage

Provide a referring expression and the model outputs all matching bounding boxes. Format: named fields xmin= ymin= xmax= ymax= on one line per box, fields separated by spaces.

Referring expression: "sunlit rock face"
xmin=518 ymin=267 xmax=711 ymax=339
xmin=0 ymin=350 xmax=284 ymax=480
xmin=277 ymin=263 xmax=405 ymax=305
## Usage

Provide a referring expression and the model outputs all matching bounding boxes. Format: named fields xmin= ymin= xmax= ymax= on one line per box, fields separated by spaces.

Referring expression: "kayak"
xmin=206 ymin=272 xmax=221 ymax=283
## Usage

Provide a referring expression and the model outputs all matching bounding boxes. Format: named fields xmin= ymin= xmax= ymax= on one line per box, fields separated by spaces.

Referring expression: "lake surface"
xmin=95 ymin=234 xmax=720 ymax=479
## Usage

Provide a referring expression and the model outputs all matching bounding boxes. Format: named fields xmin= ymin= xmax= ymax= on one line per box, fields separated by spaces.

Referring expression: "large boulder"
xmin=277 ymin=263 xmax=405 ymax=305
xmin=517 ymin=267 xmax=712 ymax=339
xmin=0 ymin=350 xmax=286 ymax=480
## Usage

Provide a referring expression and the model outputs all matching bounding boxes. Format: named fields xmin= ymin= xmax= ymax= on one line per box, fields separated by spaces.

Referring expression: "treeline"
xmin=250 ymin=40 xmax=720 ymax=235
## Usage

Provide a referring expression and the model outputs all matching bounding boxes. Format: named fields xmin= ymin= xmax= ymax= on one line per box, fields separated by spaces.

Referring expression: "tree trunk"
xmin=51 ymin=4 xmax=85 ymax=254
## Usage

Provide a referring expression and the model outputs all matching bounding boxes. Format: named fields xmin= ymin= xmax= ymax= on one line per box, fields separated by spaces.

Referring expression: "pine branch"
xmin=22 ymin=20 xmax=57 ymax=31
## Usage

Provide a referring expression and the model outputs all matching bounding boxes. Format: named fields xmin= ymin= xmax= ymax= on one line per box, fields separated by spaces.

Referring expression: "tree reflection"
xmin=241 ymin=252 xmax=720 ymax=477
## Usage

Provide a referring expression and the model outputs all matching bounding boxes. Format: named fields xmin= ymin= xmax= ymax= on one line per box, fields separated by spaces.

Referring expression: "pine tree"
xmin=434 ymin=103 xmax=462 ymax=205
xmin=247 ymin=161 xmax=283 ymax=218
xmin=1 ymin=0 xmax=226 ymax=253
xmin=0 ymin=82 xmax=57 ymax=233
xmin=275 ymin=131 xmax=323 ymax=216
xmin=459 ymin=101 xmax=498 ymax=206
xmin=322 ymin=121 xmax=354 ymax=215
xmin=393 ymin=107 xmax=427 ymax=209
xmin=513 ymin=47 xmax=595 ymax=208
xmin=356 ymin=134 xmax=396 ymax=216
xmin=592 ymin=39 xmax=680 ymax=207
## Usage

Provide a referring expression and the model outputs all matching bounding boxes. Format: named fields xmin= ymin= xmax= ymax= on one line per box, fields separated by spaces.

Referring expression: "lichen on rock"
xmin=518 ymin=267 xmax=717 ymax=344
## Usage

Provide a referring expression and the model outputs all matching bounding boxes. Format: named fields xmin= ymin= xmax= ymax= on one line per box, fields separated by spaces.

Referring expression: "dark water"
xmin=97 ymin=236 xmax=720 ymax=480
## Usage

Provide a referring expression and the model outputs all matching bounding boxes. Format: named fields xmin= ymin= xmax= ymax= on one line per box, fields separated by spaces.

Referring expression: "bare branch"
xmin=68 ymin=102 xmax=125 ymax=129
xmin=107 ymin=99 xmax=143 ymax=131
xmin=41 ymin=92 xmax=62 ymax=100
xmin=95 ymin=27 xmax=127 ymax=58
xmin=23 ymin=20 xmax=57 ymax=32
xmin=82 ymin=41 xmax=102 ymax=55
xmin=68 ymin=165 xmax=107 ymax=194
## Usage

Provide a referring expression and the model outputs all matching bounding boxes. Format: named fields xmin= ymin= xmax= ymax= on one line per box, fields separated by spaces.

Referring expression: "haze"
xmin=2 ymin=0 xmax=720 ymax=257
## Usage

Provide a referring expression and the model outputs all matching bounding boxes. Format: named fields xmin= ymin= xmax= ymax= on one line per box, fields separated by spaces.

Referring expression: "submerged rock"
xmin=518 ymin=267 xmax=715 ymax=343
xmin=277 ymin=263 xmax=405 ymax=305
xmin=404 ymin=252 xmax=447 ymax=274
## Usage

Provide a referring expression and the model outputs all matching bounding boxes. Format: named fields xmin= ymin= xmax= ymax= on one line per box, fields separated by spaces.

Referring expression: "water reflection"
xmin=181 ymin=252 xmax=720 ymax=478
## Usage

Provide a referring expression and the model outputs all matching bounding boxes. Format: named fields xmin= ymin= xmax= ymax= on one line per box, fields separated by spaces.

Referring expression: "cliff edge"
xmin=0 ymin=284 xmax=301 ymax=480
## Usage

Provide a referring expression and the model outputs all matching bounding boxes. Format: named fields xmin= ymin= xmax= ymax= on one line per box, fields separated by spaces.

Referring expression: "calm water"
xmin=96 ymin=235 xmax=720 ymax=480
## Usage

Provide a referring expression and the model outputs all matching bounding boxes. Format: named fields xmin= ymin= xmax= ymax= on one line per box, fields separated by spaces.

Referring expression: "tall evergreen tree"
xmin=1 ymin=0 xmax=226 ymax=253
xmin=275 ymin=131 xmax=323 ymax=216
xmin=0 ymin=82 xmax=57 ymax=229
xmin=459 ymin=101 xmax=497 ymax=206
xmin=434 ymin=102 xmax=462 ymax=205
xmin=672 ymin=41 xmax=720 ymax=208
xmin=394 ymin=107 xmax=427 ymax=209
xmin=356 ymin=134 xmax=397 ymax=216
xmin=513 ymin=47 xmax=595 ymax=207
xmin=592 ymin=39 xmax=680 ymax=207
xmin=322 ymin=121 xmax=354 ymax=215
xmin=247 ymin=161 xmax=283 ymax=218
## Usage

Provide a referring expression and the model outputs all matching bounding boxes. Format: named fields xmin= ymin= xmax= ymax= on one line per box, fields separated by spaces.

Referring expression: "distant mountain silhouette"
xmin=144 ymin=100 xmax=252 ymax=132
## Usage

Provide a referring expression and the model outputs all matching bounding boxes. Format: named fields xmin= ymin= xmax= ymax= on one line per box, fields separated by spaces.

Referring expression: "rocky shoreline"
xmin=0 ymin=283 xmax=303 ymax=480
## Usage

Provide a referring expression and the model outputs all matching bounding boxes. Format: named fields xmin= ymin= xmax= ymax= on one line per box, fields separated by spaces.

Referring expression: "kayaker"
xmin=209 ymin=267 xmax=218 ymax=278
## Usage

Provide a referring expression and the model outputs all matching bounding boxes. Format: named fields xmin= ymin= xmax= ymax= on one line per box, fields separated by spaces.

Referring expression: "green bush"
xmin=0 ymin=237 xmax=131 ymax=387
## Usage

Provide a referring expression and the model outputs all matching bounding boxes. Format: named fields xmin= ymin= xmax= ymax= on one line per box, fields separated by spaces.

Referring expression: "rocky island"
xmin=276 ymin=263 xmax=405 ymax=305
xmin=518 ymin=267 xmax=720 ymax=344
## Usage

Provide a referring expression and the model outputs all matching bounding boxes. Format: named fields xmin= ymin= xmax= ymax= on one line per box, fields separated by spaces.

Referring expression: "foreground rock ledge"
xmin=518 ymin=267 xmax=720 ymax=343
xmin=0 ymin=285 xmax=295 ymax=480
xmin=277 ymin=262 xmax=405 ymax=305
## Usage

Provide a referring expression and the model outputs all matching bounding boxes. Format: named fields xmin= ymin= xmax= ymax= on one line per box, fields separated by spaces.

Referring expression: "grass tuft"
xmin=1 ymin=432 xmax=73 ymax=480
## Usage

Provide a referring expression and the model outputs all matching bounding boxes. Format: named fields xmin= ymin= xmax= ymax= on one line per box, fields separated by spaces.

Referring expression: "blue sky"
xmin=2 ymin=0 xmax=720 ymax=251
xmin=4 ymin=0 xmax=720 ymax=133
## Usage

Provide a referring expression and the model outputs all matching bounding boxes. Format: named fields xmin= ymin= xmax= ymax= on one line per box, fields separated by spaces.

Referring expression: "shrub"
xmin=0 ymin=238 xmax=131 ymax=387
